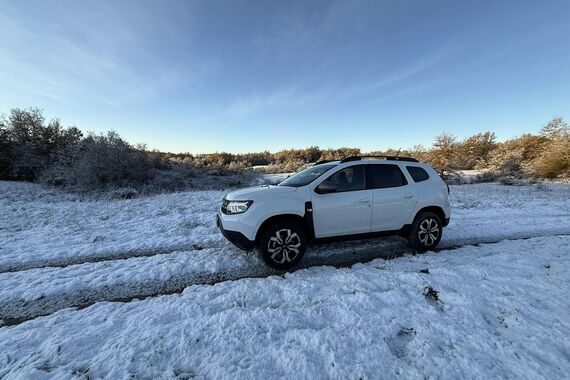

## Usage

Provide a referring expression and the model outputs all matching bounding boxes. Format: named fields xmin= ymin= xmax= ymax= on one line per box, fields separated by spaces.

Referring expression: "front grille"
xmin=221 ymin=198 xmax=229 ymax=214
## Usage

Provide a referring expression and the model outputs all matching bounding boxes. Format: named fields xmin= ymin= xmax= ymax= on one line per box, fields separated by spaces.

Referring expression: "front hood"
xmin=225 ymin=185 xmax=296 ymax=200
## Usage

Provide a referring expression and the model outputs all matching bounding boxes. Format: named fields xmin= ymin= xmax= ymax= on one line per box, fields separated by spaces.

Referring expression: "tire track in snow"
xmin=0 ymin=240 xmax=226 ymax=274
xmin=4 ymin=212 xmax=569 ymax=274
xmin=2 ymin=231 xmax=570 ymax=327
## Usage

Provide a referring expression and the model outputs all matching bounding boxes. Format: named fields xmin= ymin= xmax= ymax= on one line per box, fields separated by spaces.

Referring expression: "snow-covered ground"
xmin=1 ymin=180 xmax=569 ymax=378
xmin=2 ymin=180 xmax=569 ymax=272
xmin=1 ymin=235 xmax=569 ymax=379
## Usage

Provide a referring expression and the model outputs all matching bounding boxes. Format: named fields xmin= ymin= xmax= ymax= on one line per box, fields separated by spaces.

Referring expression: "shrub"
xmin=63 ymin=132 xmax=153 ymax=190
xmin=531 ymin=118 xmax=569 ymax=178
xmin=144 ymin=164 xmax=195 ymax=193
xmin=456 ymin=132 xmax=497 ymax=170
xmin=2 ymin=107 xmax=569 ymax=194
xmin=427 ymin=133 xmax=459 ymax=175
xmin=473 ymin=171 xmax=500 ymax=183
xmin=532 ymin=140 xmax=569 ymax=178
xmin=110 ymin=187 xmax=139 ymax=199
xmin=487 ymin=134 xmax=549 ymax=178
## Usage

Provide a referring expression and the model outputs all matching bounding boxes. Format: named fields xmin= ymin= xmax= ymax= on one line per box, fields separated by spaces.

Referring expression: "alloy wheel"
xmin=418 ymin=218 xmax=440 ymax=246
xmin=267 ymin=229 xmax=301 ymax=264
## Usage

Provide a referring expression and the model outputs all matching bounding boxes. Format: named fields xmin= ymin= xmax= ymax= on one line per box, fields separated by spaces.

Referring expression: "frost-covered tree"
xmin=0 ymin=118 xmax=12 ymax=179
xmin=428 ymin=133 xmax=458 ymax=175
xmin=457 ymin=132 xmax=497 ymax=170
xmin=540 ymin=117 xmax=569 ymax=139
xmin=488 ymin=134 xmax=548 ymax=178
xmin=0 ymin=108 xmax=83 ymax=181
xmin=532 ymin=117 xmax=570 ymax=178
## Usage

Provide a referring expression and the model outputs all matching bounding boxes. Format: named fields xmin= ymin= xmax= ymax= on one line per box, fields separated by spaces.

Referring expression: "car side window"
xmin=366 ymin=164 xmax=408 ymax=189
xmin=406 ymin=166 xmax=430 ymax=182
xmin=316 ymin=165 xmax=366 ymax=193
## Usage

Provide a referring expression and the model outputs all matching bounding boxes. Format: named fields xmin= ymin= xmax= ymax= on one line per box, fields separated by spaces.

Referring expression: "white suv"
xmin=217 ymin=156 xmax=451 ymax=269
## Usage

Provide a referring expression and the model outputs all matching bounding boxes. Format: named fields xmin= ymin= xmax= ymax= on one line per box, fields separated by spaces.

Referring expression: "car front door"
xmin=311 ymin=165 xmax=372 ymax=238
xmin=367 ymin=164 xmax=417 ymax=231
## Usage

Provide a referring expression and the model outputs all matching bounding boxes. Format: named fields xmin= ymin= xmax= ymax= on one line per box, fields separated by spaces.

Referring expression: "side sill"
xmin=313 ymin=225 xmax=412 ymax=244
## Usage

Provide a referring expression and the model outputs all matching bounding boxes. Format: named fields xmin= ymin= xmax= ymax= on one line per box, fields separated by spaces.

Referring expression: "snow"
xmin=0 ymin=181 xmax=226 ymax=272
xmin=1 ymin=182 xmax=569 ymax=322
xmin=0 ymin=235 xmax=569 ymax=379
xmin=0 ymin=180 xmax=569 ymax=378
xmin=1 ymin=181 xmax=568 ymax=273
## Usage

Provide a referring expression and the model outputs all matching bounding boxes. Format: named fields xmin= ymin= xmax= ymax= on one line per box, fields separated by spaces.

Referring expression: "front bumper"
xmin=216 ymin=214 xmax=255 ymax=251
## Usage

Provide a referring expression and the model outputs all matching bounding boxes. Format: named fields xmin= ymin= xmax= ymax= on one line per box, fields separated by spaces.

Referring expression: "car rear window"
xmin=406 ymin=166 xmax=430 ymax=182
xmin=366 ymin=164 xmax=408 ymax=189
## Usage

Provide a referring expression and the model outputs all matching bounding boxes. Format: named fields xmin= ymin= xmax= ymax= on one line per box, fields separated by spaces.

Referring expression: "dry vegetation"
xmin=1 ymin=108 xmax=568 ymax=195
xmin=163 ymin=117 xmax=569 ymax=182
xmin=0 ymin=109 xmax=255 ymax=195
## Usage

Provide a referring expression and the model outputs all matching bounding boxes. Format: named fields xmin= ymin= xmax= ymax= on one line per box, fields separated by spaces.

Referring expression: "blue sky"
xmin=1 ymin=0 xmax=569 ymax=153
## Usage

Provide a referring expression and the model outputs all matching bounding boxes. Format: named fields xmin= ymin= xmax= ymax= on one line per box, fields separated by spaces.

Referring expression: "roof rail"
xmin=313 ymin=159 xmax=337 ymax=166
xmin=340 ymin=155 xmax=419 ymax=163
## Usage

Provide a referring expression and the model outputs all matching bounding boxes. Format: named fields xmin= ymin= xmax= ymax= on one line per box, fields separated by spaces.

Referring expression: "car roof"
xmin=338 ymin=159 xmax=427 ymax=166
xmin=312 ymin=158 xmax=429 ymax=169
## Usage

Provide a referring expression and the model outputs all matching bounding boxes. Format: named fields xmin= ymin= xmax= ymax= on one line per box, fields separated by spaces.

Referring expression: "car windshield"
xmin=278 ymin=164 xmax=337 ymax=187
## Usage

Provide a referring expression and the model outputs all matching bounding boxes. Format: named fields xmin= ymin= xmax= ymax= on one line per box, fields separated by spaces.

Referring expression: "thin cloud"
xmin=340 ymin=48 xmax=451 ymax=100
xmin=227 ymin=87 xmax=331 ymax=117
xmin=226 ymin=48 xmax=450 ymax=117
xmin=0 ymin=4 xmax=214 ymax=109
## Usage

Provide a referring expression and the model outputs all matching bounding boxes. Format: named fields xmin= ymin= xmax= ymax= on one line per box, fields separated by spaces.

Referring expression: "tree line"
xmin=161 ymin=117 xmax=569 ymax=180
xmin=0 ymin=108 xmax=252 ymax=194
xmin=1 ymin=108 xmax=568 ymax=193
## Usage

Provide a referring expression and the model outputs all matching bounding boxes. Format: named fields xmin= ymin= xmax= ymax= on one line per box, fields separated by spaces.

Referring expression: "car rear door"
xmin=367 ymin=164 xmax=417 ymax=232
xmin=311 ymin=165 xmax=372 ymax=238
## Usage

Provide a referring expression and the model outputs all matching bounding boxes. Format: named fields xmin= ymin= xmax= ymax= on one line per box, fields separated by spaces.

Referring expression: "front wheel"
xmin=257 ymin=222 xmax=307 ymax=270
xmin=408 ymin=212 xmax=443 ymax=252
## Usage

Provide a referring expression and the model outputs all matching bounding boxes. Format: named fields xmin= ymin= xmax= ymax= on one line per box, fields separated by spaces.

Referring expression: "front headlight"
xmin=223 ymin=200 xmax=253 ymax=215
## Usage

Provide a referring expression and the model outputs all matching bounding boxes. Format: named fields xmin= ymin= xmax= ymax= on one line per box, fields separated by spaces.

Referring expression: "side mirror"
xmin=315 ymin=182 xmax=337 ymax=194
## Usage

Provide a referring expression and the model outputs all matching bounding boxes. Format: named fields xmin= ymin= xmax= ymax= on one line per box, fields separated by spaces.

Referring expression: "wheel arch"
xmin=414 ymin=206 xmax=447 ymax=226
xmin=255 ymin=213 xmax=309 ymax=245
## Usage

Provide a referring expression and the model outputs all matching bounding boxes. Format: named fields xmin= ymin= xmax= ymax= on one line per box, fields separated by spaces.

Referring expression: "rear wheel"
xmin=257 ymin=222 xmax=307 ymax=270
xmin=408 ymin=212 xmax=442 ymax=252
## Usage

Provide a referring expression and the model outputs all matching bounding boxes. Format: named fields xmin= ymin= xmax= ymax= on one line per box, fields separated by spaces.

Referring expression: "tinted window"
xmin=279 ymin=164 xmax=336 ymax=187
xmin=367 ymin=164 xmax=407 ymax=189
xmin=406 ymin=166 xmax=430 ymax=182
xmin=317 ymin=165 xmax=365 ymax=193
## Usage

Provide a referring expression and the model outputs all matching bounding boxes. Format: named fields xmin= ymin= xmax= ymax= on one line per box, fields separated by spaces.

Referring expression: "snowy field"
xmin=1 ymin=180 xmax=569 ymax=378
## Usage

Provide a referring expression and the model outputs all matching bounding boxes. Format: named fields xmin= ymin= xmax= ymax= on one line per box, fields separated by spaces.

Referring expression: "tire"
xmin=257 ymin=222 xmax=307 ymax=270
xmin=407 ymin=212 xmax=443 ymax=252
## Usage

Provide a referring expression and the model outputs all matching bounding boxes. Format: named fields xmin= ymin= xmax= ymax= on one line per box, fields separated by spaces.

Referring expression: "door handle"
xmin=404 ymin=195 xmax=414 ymax=199
xmin=358 ymin=198 xmax=370 ymax=203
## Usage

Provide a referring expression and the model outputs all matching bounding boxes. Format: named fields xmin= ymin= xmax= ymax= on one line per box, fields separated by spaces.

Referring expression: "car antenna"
xmin=395 ymin=148 xmax=401 ymax=157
